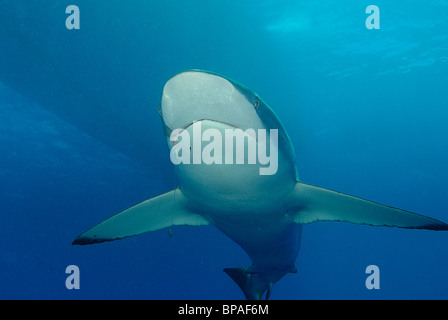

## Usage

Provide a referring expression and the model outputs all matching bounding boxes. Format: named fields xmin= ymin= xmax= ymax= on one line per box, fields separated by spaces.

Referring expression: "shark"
xmin=72 ymin=70 xmax=448 ymax=300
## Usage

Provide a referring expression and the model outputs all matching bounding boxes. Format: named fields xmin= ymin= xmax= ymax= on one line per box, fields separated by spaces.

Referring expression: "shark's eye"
xmin=158 ymin=105 xmax=163 ymax=116
xmin=254 ymin=98 xmax=260 ymax=110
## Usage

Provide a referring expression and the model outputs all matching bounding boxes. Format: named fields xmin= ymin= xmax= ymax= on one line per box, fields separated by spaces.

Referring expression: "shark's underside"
xmin=73 ymin=70 xmax=448 ymax=300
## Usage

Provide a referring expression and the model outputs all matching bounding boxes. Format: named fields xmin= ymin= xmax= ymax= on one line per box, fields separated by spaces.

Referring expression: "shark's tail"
xmin=224 ymin=266 xmax=293 ymax=300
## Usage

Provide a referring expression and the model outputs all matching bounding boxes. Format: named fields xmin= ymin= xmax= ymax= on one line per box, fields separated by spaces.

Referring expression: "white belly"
xmin=170 ymin=119 xmax=296 ymax=212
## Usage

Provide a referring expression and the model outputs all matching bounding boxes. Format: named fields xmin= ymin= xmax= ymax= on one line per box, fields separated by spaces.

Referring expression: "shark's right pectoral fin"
xmin=286 ymin=182 xmax=448 ymax=230
xmin=72 ymin=188 xmax=208 ymax=245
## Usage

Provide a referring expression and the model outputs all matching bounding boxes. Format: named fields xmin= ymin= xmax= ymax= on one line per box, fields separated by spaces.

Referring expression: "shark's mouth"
xmin=168 ymin=118 xmax=250 ymax=146
xmin=163 ymin=118 xmax=243 ymax=139
xmin=183 ymin=119 xmax=242 ymax=131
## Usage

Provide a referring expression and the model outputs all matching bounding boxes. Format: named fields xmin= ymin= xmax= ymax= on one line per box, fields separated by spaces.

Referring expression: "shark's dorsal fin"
xmin=285 ymin=182 xmax=448 ymax=230
xmin=72 ymin=188 xmax=208 ymax=245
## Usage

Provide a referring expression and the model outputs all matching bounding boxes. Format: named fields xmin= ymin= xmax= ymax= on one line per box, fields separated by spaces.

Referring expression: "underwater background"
xmin=0 ymin=0 xmax=447 ymax=299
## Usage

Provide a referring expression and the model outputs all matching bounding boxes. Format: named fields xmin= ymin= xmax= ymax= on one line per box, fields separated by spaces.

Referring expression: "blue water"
xmin=1 ymin=0 xmax=448 ymax=299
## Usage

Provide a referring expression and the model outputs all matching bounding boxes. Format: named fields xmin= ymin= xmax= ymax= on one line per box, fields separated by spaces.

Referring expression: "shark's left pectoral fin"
xmin=285 ymin=182 xmax=448 ymax=230
xmin=72 ymin=188 xmax=208 ymax=245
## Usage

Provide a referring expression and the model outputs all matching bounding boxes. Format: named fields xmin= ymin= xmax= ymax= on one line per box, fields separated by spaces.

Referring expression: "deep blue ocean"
xmin=1 ymin=0 xmax=448 ymax=299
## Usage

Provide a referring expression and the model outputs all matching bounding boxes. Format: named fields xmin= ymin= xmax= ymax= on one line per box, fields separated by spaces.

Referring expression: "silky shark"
xmin=73 ymin=70 xmax=448 ymax=299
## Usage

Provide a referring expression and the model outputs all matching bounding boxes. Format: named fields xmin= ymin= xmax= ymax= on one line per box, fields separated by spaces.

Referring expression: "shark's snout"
xmin=160 ymin=70 xmax=262 ymax=133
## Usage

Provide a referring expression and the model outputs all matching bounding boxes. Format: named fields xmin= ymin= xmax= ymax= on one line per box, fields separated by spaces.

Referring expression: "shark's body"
xmin=73 ymin=70 xmax=448 ymax=299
